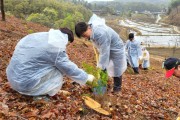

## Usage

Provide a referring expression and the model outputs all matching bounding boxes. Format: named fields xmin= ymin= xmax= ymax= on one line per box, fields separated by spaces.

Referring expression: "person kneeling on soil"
xmin=163 ymin=57 xmax=180 ymax=78
xmin=6 ymin=28 xmax=95 ymax=97
xmin=141 ymin=47 xmax=150 ymax=70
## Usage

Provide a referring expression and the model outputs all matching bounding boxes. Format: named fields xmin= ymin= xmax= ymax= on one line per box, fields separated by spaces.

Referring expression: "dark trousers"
xmin=113 ymin=76 xmax=122 ymax=92
xmin=133 ymin=67 xmax=139 ymax=74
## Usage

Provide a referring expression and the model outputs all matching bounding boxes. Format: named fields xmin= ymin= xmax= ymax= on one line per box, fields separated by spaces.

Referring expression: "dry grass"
xmin=106 ymin=19 xmax=129 ymax=41
xmin=131 ymin=13 xmax=156 ymax=24
xmin=147 ymin=47 xmax=180 ymax=58
xmin=106 ymin=18 xmax=142 ymax=41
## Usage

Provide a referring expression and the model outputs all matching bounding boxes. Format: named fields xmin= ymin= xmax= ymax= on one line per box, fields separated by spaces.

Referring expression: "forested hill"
xmin=4 ymin=0 xmax=92 ymax=30
xmin=167 ymin=0 xmax=180 ymax=26
xmin=90 ymin=0 xmax=168 ymax=13
xmin=162 ymin=0 xmax=180 ymax=26
xmin=113 ymin=0 xmax=170 ymax=5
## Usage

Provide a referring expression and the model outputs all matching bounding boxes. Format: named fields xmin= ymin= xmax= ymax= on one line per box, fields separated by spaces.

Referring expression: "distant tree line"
xmin=70 ymin=0 xmax=92 ymax=9
xmin=89 ymin=1 xmax=166 ymax=15
xmin=4 ymin=0 xmax=92 ymax=30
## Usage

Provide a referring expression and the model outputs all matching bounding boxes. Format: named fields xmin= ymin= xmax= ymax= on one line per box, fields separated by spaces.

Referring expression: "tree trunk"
xmin=0 ymin=0 xmax=5 ymax=21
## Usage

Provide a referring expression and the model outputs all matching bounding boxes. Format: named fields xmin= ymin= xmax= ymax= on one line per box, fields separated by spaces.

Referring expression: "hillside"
xmin=167 ymin=5 xmax=180 ymax=26
xmin=92 ymin=0 xmax=169 ymax=4
xmin=4 ymin=0 xmax=92 ymax=30
xmin=90 ymin=0 xmax=167 ymax=13
xmin=114 ymin=0 xmax=170 ymax=4
xmin=0 ymin=16 xmax=179 ymax=119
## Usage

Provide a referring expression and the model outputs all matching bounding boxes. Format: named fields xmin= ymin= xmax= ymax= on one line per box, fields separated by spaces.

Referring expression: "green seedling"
xmin=82 ymin=63 xmax=108 ymax=95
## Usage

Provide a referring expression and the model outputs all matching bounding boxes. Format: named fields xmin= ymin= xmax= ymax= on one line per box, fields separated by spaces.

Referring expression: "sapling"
xmin=82 ymin=63 xmax=108 ymax=95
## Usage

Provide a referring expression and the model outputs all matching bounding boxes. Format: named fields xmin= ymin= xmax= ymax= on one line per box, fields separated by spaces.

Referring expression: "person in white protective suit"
xmin=126 ymin=33 xmax=142 ymax=74
xmin=6 ymin=28 xmax=95 ymax=97
xmin=75 ymin=14 xmax=127 ymax=93
xmin=141 ymin=47 xmax=150 ymax=70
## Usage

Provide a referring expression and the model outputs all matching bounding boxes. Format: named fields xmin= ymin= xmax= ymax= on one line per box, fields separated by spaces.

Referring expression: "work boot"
xmin=133 ymin=67 xmax=139 ymax=74
xmin=113 ymin=76 xmax=122 ymax=93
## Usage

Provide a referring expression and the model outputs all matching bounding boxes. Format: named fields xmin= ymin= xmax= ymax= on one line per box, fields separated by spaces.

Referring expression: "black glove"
xmin=100 ymin=69 xmax=107 ymax=77
xmin=102 ymin=69 xmax=106 ymax=73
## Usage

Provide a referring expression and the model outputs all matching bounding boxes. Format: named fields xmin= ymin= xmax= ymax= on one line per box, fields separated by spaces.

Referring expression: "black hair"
xmin=164 ymin=57 xmax=180 ymax=70
xmin=75 ymin=22 xmax=88 ymax=38
xmin=60 ymin=28 xmax=74 ymax=43
xmin=129 ymin=33 xmax=134 ymax=40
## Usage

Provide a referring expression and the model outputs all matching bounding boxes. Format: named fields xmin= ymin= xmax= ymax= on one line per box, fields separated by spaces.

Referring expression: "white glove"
xmin=87 ymin=74 xmax=95 ymax=82
xmin=139 ymin=56 xmax=143 ymax=60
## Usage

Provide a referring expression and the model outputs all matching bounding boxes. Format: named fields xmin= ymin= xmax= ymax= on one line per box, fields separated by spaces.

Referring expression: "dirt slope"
xmin=0 ymin=15 xmax=179 ymax=119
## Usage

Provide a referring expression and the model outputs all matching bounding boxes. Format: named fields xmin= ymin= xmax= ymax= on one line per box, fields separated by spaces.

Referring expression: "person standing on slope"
xmin=75 ymin=14 xmax=127 ymax=93
xmin=126 ymin=33 xmax=142 ymax=74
